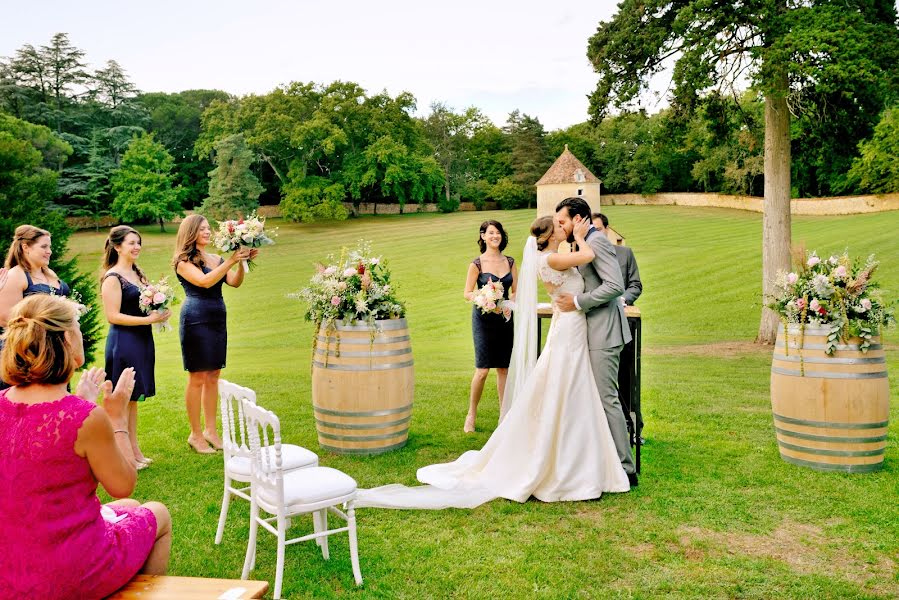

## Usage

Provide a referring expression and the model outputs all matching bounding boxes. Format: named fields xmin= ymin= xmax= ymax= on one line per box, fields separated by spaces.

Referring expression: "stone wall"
xmin=602 ymin=192 xmax=899 ymax=215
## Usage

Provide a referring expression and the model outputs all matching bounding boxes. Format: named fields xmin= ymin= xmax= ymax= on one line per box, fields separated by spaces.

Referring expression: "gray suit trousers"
xmin=589 ymin=345 xmax=636 ymax=475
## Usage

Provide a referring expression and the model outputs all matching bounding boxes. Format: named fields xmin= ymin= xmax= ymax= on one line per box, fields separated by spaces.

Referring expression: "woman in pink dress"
xmin=0 ymin=294 xmax=172 ymax=599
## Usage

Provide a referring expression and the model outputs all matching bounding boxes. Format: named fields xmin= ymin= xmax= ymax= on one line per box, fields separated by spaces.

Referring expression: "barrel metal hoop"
xmin=317 ymin=334 xmax=411 ymax=346
xmin=315 ymin=415 xmax=412 ymax=430
xmin=326 ymin=319 xmax=409 ymax=332
xmin=779 ymin=454 xmax=884 ymax=473
xmin=778 ymin=440 xmax=885 ymax=457
xmin=318 ymin=429 xmax=409 ymax=442
xmin=312 ymin=359 xmax=414 ymax=371
xmin=315 ymin=347 xmax=412 ymax=358
xmin=774 ymin=426 xmax=888 ymax=444
xmin=773 ymin=413 xmax=889 ymax=429
xmin=772 ymin=354 xmax=885 ymax=365
xmin=770 ymin=366 xmax=887 ymax=379
xmin=774 ymin=341 xmax=882 ymax=352
xmin=313 ymin=403 xmax=413 ymax=417
xmin=319 ymin=440 xmax=408 ymax=455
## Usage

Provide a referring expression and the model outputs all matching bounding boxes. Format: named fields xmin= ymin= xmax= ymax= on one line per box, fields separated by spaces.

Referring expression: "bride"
xmin=357 ymin=216 xmax=630 ymax=509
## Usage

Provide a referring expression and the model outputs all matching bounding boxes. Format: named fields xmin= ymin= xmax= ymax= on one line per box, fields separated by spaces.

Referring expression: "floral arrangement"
xmin=51 ymin=288 xmax=91 ymax=318
xmin=470 ymin=279 xmax=512 ymax=321
xmin=213 ymin=211 xmax=276 ymax=272
xmin=138 ymin=277 xmax=178 ymax=332
xmin=770 ymin=250 xmax=895 ymax=354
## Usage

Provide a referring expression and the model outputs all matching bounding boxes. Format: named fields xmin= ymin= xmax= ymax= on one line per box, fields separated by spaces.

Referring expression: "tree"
xmin=41 ymin=33 xmax=89 ymax=134
xmin=111 ymin=133 xmax=183 ymax=231
xmin=587 ymin=0 xmax=899 ymax=343
xmin=0 ymin=113 xmax=101 ymax=362
xmin=848 ymin=105 xmax=899 ymax=193
xmin=504 ymin=110 xmax=551 ymax=206
xmin=201 ymin=133 xmax=264 ymax=220
xmin=423 ymin=102 xmax=483 ymax=207
xmin=72 ymin=130 xmax=115 ymax=229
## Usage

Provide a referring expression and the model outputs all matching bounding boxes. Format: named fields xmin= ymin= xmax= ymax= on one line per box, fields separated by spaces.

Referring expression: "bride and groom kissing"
xmin=358 ymin=197 xmax=637 ymax=510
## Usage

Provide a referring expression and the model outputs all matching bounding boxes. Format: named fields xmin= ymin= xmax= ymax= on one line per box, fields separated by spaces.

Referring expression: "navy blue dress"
xmin=177 ymin=259 xmax=227 ymax=372
xmin=471 ymin=256 xmax=514 ymax=369
xmin=103 ymin=273 xmax=155 ymax=401
xmin=0 ymin=271 xmax=70 ymax=390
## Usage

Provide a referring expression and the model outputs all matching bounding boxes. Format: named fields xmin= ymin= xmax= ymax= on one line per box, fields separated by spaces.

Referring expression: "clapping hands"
xmin=76 ymin=366 xmax=135 ymax=428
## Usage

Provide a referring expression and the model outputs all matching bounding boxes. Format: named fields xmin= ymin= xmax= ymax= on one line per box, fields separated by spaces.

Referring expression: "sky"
xmin=0 ymin=0 xmax=663 ymax=131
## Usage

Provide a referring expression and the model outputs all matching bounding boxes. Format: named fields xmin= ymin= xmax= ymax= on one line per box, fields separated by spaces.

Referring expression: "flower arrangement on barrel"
xmin=770 ymin=249 xmax=895 ymax=355
xmin=296 ymin=240 xmax=414 ymax=455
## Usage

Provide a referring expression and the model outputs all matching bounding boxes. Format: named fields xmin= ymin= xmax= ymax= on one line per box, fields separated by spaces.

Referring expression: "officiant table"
xmin=537 ymin=304 xmax=642 ymax=472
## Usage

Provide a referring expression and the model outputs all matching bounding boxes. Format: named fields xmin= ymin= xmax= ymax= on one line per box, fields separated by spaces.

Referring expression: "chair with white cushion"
xmin=215 ymin=380 xmax=318 ymax=545
xmin=240 ymin=399 xmax=362 ymax=598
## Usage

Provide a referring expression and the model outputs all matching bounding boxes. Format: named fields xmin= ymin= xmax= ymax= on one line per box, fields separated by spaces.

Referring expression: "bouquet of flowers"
xmin=470 ymin=279 xmax=512 ymax=321
xmin=769 ymin=250 xmax=895 ymax=354
xmin=213 ymin=211 xmax=276 ymax=272
xmin=138 ymin=277 xmax=178 ymax=332
xmin=295 ymin=240 xmax=406 ymax=335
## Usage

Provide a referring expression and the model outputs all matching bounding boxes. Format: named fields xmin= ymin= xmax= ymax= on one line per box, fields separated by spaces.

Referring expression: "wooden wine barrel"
xmin=771 ymin=324 xmax=889 ymax=473
xmin=311 ymin=318 xmax=414 ymax=455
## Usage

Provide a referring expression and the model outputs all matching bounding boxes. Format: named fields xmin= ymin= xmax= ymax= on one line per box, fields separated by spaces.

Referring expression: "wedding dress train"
xmin=356 ymin=244 xmax=629 ymax=509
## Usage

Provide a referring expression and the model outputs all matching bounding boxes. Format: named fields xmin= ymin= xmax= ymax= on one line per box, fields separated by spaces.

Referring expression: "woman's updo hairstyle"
xmin=530 ymin=216 xmax=555 ymax=251
xmin=0 ymin=294 xmax=80 ymax=386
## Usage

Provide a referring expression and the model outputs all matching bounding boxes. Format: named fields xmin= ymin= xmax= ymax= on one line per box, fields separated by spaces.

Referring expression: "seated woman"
xmin=0 ymin=294 xmax=172 ymax=599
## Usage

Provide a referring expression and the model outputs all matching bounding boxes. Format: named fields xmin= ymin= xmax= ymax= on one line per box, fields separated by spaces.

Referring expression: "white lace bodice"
xmin=538 ymin=252 xmax=584 ymax=298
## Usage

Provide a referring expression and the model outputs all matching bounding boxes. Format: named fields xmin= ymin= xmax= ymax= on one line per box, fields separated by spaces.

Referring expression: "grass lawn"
xmin=67 ymin=206 xmax=899 ymax=599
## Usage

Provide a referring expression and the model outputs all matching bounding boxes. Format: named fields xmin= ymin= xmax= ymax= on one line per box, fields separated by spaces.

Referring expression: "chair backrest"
xmin=219 ymin=379 xmax=257 ymax=462
xmin=241 ymin=398 xmax=284 ymax=506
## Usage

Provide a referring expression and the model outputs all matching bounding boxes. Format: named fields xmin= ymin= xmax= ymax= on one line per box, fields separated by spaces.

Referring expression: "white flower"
xmin=343 ymin=268 xmax=357 ymax=278
xmin=370 ymin=257 xmax=380 ymax=265
xmin=807 ymin=255 xmax=821 ymax=267
xmin=828 ymin=256 xmax=839 ymax=265
xmin=860 ymin=298 xmax=872 ymax=312
xmin=787 ymin=272 xmax=799 ymax=285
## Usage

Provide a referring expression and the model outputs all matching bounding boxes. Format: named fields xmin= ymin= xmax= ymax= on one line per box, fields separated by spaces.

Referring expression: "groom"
xmin=553 ymin=197 xmax=637 ymax=486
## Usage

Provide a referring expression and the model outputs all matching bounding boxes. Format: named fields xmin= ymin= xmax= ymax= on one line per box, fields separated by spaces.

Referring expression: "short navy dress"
xmin=177 ymin=259 xmax=227 ymax=372
xmin=0 ymin=271 xmax=70 ymax=390
xmin=471 ymin=256 xmax=515 ymax=369
xmin=103 ymin=273 xmax=155 ymax=401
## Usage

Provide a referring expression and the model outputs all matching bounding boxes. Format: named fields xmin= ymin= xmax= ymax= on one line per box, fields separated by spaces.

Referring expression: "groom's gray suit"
xmin=575 ymin=228 xmax=636 ymax=475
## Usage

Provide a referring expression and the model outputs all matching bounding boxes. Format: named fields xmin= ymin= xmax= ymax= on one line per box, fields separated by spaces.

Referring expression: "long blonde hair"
xmin=172 ymin=215 xmax=208 ymax=269
xmin=0 ymin=294 xmax=79 ymax=386
xmin=5 ymin=225 xmax=51 ymax=274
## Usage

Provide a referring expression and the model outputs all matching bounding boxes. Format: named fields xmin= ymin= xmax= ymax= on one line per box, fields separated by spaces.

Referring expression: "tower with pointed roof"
xmin=535 ymin=144 xmax=602 ymax=217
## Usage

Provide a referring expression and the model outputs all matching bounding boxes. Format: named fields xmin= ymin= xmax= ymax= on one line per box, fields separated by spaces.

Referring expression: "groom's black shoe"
xmin=627 ymin=472 xmax=639 ymax=487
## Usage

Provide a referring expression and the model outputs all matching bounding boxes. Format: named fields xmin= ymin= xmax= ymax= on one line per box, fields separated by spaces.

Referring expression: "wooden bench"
xmin=106 ymin=575 xmax=268 ymax=599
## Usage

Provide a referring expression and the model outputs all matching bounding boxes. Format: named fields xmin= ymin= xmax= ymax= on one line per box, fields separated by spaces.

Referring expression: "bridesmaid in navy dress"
xmin=462 ymin=220 xmax=517 ymax=432
xmin=0 ymin=225 xmax=71 ymax=390
xmin=101 ymin=226 xmax=170 ymax=468
xmin=173 ymin=215 xmax=254 ymax=454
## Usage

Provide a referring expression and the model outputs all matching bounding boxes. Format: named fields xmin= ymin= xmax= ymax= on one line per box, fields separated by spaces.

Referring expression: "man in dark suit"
xmin=594 ymin=213 xmax=644 ymax=444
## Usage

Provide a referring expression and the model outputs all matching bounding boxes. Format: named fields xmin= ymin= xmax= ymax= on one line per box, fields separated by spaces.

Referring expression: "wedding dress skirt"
xmin=357 ymin=309 xmax=630 ymax=510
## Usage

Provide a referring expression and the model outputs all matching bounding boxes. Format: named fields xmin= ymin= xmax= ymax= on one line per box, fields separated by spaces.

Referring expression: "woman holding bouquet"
xmin=462 ymin=220 xmax=517 ymax=432
xmin=173 ymin=215 xmax=254 ymax=454
xmin=0 ymin=225 xmax=71 ymax=391
xmin=101 ymin=226 xmax=170 ymax=468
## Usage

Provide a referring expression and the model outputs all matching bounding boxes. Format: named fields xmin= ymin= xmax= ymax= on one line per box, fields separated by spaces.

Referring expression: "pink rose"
xmin=343 ymin=268 xmax=357 ymax=278
xmin=809 ymin=299 xmax=820 ymax=311
xmin=152 ymin=292 xmax=166 ymax=305
xmin=796 ymin=298 xmax=807 ymax=310
xmin=787 ymin=272 xmax=799 ymax=285
xmin=833 ymin=265 xmax=847 ymax=279
xmin=807 ymin=255 xmax=820 ymax=267
xmin=860 ymin=298 xmax=872 ymax=311
xmin=331 ymin=296 xmax=341 ymax=306
xmin=485 ymin=302 xmax=496 ymax=311
xmin=323 ymin=266 xmax=337 ymax=276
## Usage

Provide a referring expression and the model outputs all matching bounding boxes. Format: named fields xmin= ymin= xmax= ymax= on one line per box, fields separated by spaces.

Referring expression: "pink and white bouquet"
xmin=138 ymin=277 xmax=178 ymax=332
xmin=213 ymin=211 xmax=276 ymax=272
xmin=471 ymin=279 xmax=512 ymax=321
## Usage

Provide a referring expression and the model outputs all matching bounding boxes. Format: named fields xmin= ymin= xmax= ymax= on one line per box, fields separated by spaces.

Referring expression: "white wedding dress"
xmin=356 ymin=243 xmax=630 ymax=510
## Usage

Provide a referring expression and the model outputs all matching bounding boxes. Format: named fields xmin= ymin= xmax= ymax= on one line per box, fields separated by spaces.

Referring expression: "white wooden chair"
xmin=240 ymin=399 xmax=363 ymax=598
xmin=215 ymin=380 xmax=318 ymax=545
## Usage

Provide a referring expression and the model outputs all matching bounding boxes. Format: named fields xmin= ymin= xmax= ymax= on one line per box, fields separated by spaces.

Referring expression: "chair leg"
xmin=320 ymin=509 xmax=330 ymax=560
xmin=241 ymin=501 xmax=259 ymax=580
xmin=312 ymin=510 xmax=323 ymax=547
xmin=274 ymin=515 xmax=287 ymax=600
xmin=215 ymin=477 xmax=232 ymax=544
xmin=347 ymin=503 xmax=363 ymax=586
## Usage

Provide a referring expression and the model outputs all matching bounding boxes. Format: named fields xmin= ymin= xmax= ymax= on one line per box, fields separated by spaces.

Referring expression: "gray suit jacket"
xmin=575 ymin=229 xmax=632 ymax=350
xmin=614 ymin=245 xmax=642 ymax=305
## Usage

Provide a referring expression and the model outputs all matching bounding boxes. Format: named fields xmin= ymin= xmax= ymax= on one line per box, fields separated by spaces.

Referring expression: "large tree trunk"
xmin=757 ymin=71 xmax=792 ymax=344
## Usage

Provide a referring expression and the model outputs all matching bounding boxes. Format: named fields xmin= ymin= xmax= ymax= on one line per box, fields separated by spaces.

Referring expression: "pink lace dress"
xmin=0 ymin=391 xmax=157 ymax=599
